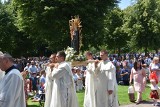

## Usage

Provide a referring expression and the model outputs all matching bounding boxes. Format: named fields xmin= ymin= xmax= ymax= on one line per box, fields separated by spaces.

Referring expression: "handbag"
xmin=128 ymin=85 xmax=135 ymax=102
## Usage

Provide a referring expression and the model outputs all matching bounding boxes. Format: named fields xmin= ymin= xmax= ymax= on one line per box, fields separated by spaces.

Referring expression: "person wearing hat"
xmin=0 ymin=52 xmax=26 ymax=107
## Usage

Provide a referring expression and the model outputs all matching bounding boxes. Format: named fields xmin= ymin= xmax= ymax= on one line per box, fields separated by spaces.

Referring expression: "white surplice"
xmin=95 ymin=60 xmax=119 ymax=107
xmin=0 ymin=70 xmax=4 ymax=80
xmin=84 ymin=62 xmax=97 ymax=107
xmin=44 ymin=66 xmax=54 ymax=107
xmin=0 ymin=69 xmax=26 ymax=107
xmin=0 ymin=70 xmax=4 ymax=89
xmin=50 ymin=61 xmax=79 ymax=107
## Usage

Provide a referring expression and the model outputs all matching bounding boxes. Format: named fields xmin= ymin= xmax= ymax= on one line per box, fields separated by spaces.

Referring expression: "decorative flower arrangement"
xmin=74 ymin=54 xmax=86 ymax=61
xmin=65 ymin=46 xmax=76 ymax=61
xmin=64 ymin=46 xmax=86 ymax=62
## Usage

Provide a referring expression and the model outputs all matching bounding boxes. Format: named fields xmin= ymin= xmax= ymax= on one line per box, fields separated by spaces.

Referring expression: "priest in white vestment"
xmin=84 ymin=51 xmax=97 ymax=107
xmin=44 ymin=54 xmax=57 ymax=107
xmin=50 ymin=51 xmax=79 ymax=107
xmin=94 ymin=50 xmax=119 ymax=107
xmin=0 ymin=52 xmax=26 ymax=107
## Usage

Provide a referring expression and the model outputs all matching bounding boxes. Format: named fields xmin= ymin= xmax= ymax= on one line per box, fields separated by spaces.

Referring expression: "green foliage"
xmin=1 ymin=0 xmax=160 ymax=56
xmin=123 ymin=0 xmax=160 ymax=54
xmin=87 ymin=45 xmax=99 ymax=54
xmin=12 ymin=0 xmax=119 ymax=52
xmin=0 ymin=2 xmax=17 ymax=52
xmin=0 ymin=2 xmax=40 ymax=57
xmin=104 ymin=7 xmax=129 ymax=55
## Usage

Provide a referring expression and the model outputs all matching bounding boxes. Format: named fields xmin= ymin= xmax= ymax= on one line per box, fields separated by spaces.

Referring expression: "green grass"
xmin=28 ymin=85 xmax=151 ymax=107
xmin=28 ymin=98 xmax=40 ymax=107
xmin=76 ymin=90 xmax=85 ymax=107
xmin=118 ymin=85 xmax=150 ymax=105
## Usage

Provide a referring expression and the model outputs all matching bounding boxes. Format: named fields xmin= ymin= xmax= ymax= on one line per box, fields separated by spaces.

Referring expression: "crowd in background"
xmin=14 ymin=52 xmax=160 ymax=106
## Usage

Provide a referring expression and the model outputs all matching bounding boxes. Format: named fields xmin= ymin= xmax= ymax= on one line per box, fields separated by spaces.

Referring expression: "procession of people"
xmin=0 ymin=50 xmax=159 ymax=107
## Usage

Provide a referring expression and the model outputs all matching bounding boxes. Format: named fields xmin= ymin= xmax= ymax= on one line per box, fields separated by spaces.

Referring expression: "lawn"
xmin=118 ymin=85 xmax=150 ymax=105
xmin=28 ymin=85 xmax=151 ymax=107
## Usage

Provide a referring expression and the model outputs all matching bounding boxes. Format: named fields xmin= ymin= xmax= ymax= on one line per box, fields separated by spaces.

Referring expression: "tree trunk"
xmin=118 ymin=47 xmax=121 ymax=57
xmin=155 ymin=49 xmax=158 ymax=54
xmin=144 ymin=47 xmax=148 ymax=56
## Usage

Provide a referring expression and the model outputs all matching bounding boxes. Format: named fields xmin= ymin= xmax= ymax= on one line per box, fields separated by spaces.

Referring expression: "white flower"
xmin=64 ymin=46 xmax=76 ymax=61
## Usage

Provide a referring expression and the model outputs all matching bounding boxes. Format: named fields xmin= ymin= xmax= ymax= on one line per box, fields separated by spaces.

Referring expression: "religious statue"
xmin=69 ymin=15 xmax=82 ymax=54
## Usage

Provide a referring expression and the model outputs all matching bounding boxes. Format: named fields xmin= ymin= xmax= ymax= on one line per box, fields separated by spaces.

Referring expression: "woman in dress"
xmin=129 ymin=60 xmax=146 ymax=104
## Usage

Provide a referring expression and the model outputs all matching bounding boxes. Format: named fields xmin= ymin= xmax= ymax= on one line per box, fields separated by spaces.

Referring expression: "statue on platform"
xmin=69 ymin=15 xmax=82 ymax=54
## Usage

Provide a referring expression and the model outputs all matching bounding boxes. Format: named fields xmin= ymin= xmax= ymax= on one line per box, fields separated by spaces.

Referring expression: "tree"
xmin=123 ymin=0 xmax=160 ymax=55
xmin=104 ymin=7 xmax=129 ymax=55
xmin=0 ymin=2 xmax=17 ymax=53
xmin=0 ymin=2 xmax=37 ymax=57
xmin=12 ymin=0 xmax=119 ymax=52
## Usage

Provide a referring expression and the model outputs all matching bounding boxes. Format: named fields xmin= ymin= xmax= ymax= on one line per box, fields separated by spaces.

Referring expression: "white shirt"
xmin=29 ymin=65 xmax=37 ymax=73
xmin=150 ymin=84 xmax=159 ymax=90
xmin=150 ymin=63 xmax=160 ymax=71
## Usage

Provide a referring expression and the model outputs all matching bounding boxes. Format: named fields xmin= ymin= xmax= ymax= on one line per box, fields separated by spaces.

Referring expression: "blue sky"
xmin=118 ymin=0 xmax=132 ymax=9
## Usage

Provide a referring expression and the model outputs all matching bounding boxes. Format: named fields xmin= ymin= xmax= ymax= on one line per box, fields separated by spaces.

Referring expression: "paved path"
xmin=120 ymin=100 xmax=160 ymax=107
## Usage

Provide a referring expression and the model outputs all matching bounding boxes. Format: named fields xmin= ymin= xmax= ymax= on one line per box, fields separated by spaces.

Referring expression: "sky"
xmin=118 ymin=0 xmax=133 ymax=9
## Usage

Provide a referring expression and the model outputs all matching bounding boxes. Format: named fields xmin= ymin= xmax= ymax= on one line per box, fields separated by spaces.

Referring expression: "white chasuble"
xmin=0 ymin=69 xmax=26 ymax=107
xmin=50 ymin=61 xmax=79 ymax=107
xmin=84 ymin=62 xmax=97 ymax=107
xmin=44 ymin=66 xmax=54 ymax=107
xmin=95 ymin=60 xmax=119 ymax=107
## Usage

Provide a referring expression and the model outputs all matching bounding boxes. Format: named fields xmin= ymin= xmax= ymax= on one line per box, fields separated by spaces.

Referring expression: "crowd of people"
xmin=0 ymin=50 xmax=159 ymax=107
xmin=112 ymin=53 xmax=160 ymax=106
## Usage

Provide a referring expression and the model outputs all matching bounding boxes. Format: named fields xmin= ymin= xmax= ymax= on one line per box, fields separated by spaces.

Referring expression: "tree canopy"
xmin=12 ymin=0 xmax=118 ymax=51
xmin=123 ymin=0 xmax=160 ymax=54
xmin=104 ymin=7 xmax=129 ymax=55
xmin=0 ymin=0 xmax=160 ymax=57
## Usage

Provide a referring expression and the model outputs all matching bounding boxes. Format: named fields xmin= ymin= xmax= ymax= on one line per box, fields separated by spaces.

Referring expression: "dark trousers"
xmin=123 ymin=80 xmax=129 ymax=86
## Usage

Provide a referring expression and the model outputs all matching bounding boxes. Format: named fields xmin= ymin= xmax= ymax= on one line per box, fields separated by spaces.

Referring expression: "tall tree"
xmin=123 ymin=0 xmax=160 ymax=54
xmin=0 ymin=1 xmax=37 ymax=57
xmin=0 ymin=2 xmax=17 ymax=53
xmin=104 ymin=7 xmax=128 ymax=55
xmin=12 ymin=0 xmax=119 ymax=52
